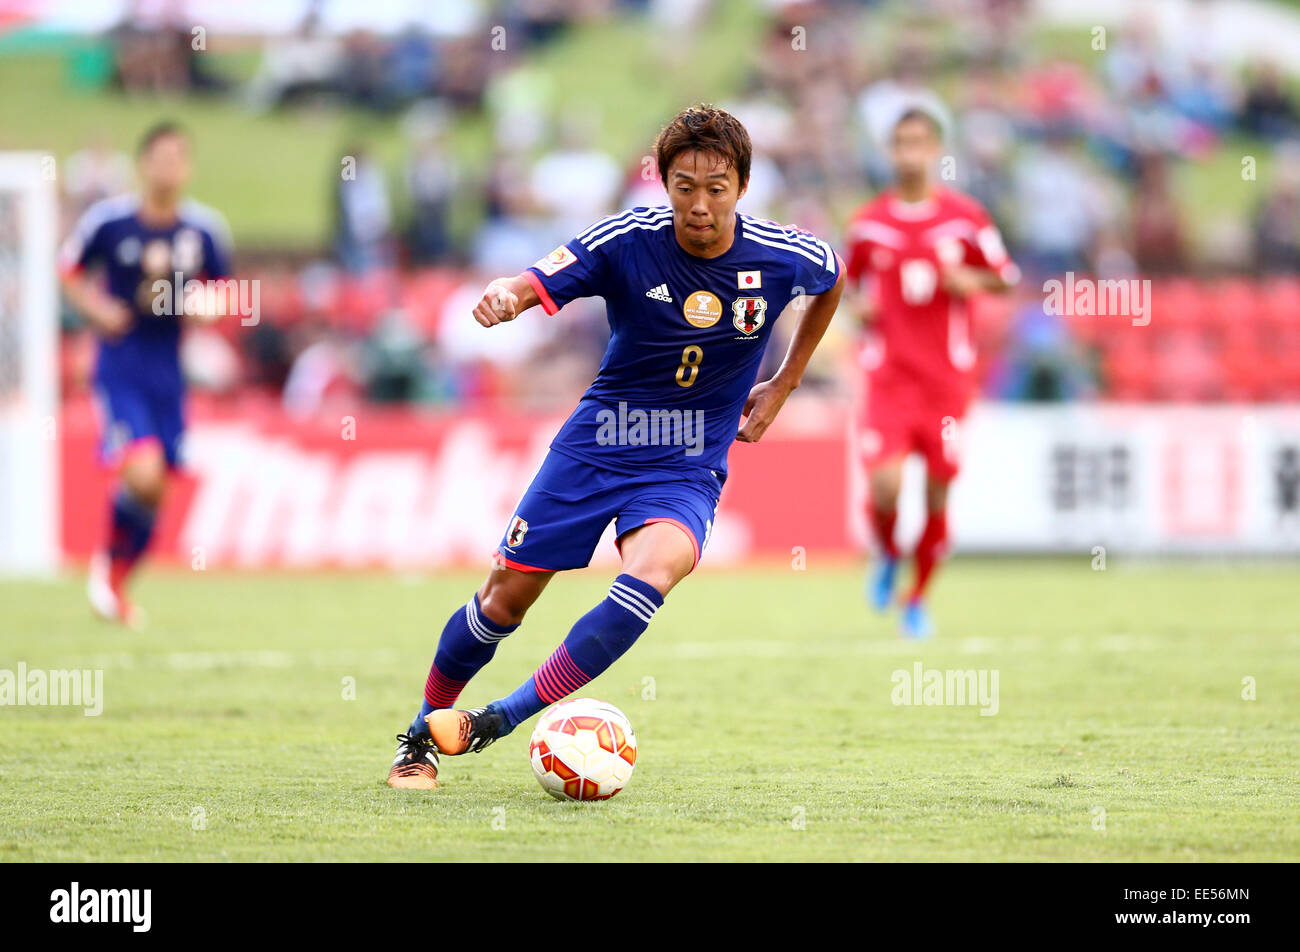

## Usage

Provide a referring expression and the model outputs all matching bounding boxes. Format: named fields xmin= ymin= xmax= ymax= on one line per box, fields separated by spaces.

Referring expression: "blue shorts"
xmin=94 ymin=384 xmax=185 ymax=469
xmin=495 ymin=450 xmax=723 ymax=573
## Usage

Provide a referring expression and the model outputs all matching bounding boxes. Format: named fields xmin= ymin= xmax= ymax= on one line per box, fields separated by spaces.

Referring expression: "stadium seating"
xmin=1088 ymin=276 xmax=1300 ymax=402
xmin=57 ymin=272 xmax=1300 ymax=405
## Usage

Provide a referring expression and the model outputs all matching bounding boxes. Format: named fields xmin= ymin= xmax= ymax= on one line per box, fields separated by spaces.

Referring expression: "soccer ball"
xmin=529 ymin=698 xmax=637 ymax=801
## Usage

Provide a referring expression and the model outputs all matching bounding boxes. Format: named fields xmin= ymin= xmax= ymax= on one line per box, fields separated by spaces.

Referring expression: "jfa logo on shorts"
xmin=506 ymin=516 xmax=529 ymax=547
xmin=732 ymin=296 xmax=766 ymax=335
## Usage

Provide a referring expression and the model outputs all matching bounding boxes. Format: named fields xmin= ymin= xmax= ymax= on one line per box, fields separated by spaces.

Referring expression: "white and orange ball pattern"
xmin=529 ymin=698 xmax=637 ymax=801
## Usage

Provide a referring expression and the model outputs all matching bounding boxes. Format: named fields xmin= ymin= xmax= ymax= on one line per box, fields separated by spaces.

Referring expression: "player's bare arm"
xmin=847 ymin=280 xmax=879 ymax=326
xmin=737 ymin=264 xmax=845 ymax=443
xmin=472 ymin=273 xmax=541 ymax=326
xmin=60 ymin=271 xmax=131 ymax=338
xmin=941 ymin=262 xmax=1012 ymax=298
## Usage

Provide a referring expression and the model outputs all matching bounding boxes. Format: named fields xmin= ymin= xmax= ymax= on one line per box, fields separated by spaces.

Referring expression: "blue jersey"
xmin=524 ymin=206 xmax=840 ymax=477
xmin=59 ymin=194 xmax=233 ymax=397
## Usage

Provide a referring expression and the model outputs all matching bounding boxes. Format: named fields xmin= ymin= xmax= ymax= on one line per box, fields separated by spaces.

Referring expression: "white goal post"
xmin=0 ymin=152 xmax=59 ymax=576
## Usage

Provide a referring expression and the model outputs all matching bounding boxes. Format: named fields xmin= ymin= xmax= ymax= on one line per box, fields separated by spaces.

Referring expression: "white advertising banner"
xmin=945 ymin=403 xmax=1300 ymax=554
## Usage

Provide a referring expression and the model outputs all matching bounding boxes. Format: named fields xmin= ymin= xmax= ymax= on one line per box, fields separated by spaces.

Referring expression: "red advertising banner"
xmin=60 ymin=397 xmax=856 ymax=568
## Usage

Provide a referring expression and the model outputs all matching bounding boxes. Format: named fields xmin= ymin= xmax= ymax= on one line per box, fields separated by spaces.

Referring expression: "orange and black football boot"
xmin=386 ymin=732 xmax=440 ymax=789
xmin=424 ymin=706 xmax=504 ymax=755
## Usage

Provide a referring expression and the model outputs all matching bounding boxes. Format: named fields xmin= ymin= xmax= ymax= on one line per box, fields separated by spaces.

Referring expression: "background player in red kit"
xmin=844 ymin=107 xmax=1019 ymax=639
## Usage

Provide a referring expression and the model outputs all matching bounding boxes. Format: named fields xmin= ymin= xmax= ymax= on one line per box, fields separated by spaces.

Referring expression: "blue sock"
xmin=109 ymin=486 xmax=156 ymax=568
xmin=408 ymin=593 xmax=518 ymax=735
xmin=494 ymin=574 xmax=664 ymax=735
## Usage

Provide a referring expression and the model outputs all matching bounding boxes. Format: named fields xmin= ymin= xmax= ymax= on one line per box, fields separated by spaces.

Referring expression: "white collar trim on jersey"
xmin=887 ymin=196 xmax=938 ymax=220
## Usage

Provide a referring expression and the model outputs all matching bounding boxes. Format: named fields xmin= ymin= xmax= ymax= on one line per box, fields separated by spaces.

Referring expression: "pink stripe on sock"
xmin=423 ymin=663 xmax=467 ymax=709
xmin=552 ymin=646 xmax=587 ymax=690
xmin=532 ymin=669 xmax=559 ymax=702
xmin=535 ymin=659 xmax=568 ymax=702
xmin=533 ymin=644 xmax=591 ymax=703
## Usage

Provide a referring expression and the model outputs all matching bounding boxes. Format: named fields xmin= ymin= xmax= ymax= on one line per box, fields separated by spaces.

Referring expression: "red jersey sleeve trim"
xmin=523 ymin=269 xmax=560 ymax=316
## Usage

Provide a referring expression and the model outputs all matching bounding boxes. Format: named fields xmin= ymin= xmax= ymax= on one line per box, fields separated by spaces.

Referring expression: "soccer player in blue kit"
xmin=388 ymin=106 xmax=844 ymax=788
xmin=59 ymin=122 xmax=233 ymax=628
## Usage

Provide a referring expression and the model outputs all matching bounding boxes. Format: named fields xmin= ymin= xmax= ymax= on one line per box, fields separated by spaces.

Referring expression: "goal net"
xmin=0 ymin=152 xmax=58 ymax=576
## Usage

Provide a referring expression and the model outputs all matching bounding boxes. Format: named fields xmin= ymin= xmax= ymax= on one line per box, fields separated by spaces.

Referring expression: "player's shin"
xmin=408 ymin=594 xmax=518 ymax=735
xmin=493 ymin=574 xmax=664 ymax=736
xmin=868 ymin=504 xmax=899 ymax=560
xmin=908 ymin=508 xmax=949 ymax=603
xmin=108 ymin=484 xmax=157 ymax=589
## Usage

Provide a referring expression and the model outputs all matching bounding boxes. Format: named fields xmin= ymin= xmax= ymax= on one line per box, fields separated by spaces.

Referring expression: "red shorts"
xmin=857 ymin=369 xmax=971 ymax=482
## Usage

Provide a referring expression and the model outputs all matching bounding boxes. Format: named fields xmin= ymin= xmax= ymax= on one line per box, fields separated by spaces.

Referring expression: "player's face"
xmin=666 ymin=150 xmax=747 ymax=254
xmin=138 ymin=134 xmax=192 ymax=197
xmin=890 ymin=117 xmax=941 ymax=184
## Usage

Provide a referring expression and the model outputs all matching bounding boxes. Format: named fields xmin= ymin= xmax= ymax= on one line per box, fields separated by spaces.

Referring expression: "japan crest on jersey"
xmin=732 ymin=296 xmax=766 ymax=335
xmin=506 ymin=515 xmax=529 ymax=547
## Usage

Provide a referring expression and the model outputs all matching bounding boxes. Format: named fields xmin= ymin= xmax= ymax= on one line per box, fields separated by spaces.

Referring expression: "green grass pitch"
xmin=2 ymin=559 xmax=1297 ymax=861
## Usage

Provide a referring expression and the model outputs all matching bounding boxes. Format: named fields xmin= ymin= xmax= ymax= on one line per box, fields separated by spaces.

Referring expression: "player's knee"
xmin=618 ymin=524 xmax=695 ymax=596
xmin=618 ymin=558 xmax=689 ymax=599
xmin=925 ymin=479 xmax=950 ymax=512
xmin=629 ymin=569 xmax=678 ymax=599
xmin=127 ymin=474 xmax=165 ymax=508
xmin=121 ymin=449 xmax=167 ymax=506
xmin=870 ymin=472 xmax=902 ymax=510
xmin=477 ymin=578 xmax=537 ymax=627
xmin=478 ymin=589 xmax=530 ymax=627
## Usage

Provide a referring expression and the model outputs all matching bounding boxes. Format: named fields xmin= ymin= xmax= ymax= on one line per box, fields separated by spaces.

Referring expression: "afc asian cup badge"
xmin=683 ymin=290 xmax=723 ymax=328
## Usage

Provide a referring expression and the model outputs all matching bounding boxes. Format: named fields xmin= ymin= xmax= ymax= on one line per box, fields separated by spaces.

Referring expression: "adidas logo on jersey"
xmin=645 ymin=283 xmax=673 ymax=303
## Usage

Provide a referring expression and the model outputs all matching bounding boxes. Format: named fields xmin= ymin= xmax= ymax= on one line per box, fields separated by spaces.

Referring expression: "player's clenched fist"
xmin=93 ymin=297 xmax=133 ymax=338
xmin=473 ymin=280 xmax=519 ymax=327
xmin=736 ymin=379 xmax=794 ymax=443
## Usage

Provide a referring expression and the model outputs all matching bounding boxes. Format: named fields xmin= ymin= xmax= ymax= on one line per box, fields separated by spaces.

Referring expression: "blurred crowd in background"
xmin=51 ymin=0 xmax=1300 ymax=412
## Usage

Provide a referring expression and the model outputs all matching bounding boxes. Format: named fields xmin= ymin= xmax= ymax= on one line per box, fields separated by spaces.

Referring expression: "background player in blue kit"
xmin=387 ymin=105 xmax=844 ymax=789
xmin=59 ymin=122 xmax=233 ymax=628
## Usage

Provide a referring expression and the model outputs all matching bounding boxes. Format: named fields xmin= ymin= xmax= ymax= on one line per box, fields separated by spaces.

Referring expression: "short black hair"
xmin=138 ymin=121 xmax=188 ymax=156
xmin=655 ymin=104 xmax=752 ymax=189
xmin=894 ymin=107 xmax=944 ymax=140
